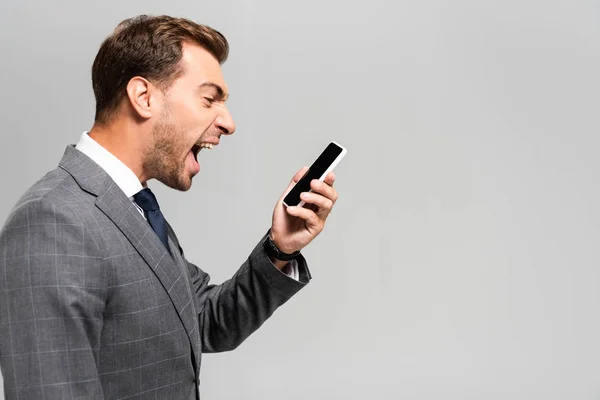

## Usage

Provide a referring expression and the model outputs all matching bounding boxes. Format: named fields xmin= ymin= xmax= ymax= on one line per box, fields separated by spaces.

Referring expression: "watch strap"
xmin=263 ymin=230 xmax=301 ymax=261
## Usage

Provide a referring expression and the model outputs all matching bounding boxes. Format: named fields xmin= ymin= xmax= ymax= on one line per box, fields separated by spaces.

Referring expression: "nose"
xmin=215 ymin=106 xmax=236 ymax=136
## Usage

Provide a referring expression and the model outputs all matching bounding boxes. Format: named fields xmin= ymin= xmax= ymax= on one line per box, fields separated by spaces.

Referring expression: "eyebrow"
xmin=198 ymin=82 xmax=229 ymax=101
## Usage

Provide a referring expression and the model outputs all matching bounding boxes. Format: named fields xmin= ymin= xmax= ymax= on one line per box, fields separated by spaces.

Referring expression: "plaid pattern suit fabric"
xmin=0 ymin=145 xmax=310 ymax=399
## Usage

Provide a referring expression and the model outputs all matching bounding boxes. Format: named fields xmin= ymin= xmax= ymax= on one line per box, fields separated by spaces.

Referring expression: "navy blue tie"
xmin=133 ymin=188 xmax=170 ymax=253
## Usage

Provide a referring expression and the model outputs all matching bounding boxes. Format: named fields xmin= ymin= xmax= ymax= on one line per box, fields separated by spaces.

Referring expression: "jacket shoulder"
xmin=2 ymin=167 xmax=92 ymax=229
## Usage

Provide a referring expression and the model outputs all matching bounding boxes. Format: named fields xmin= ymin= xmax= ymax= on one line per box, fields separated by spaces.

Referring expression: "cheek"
xmin=167 ymin=94 xmax=199 ymax=125
xmin=181 ymin=100 xmax=217 ymax=127
xmin=169 ymin=96 xmax=216 ymax=137
xmin=182 ymin=109 xmax=215 ymax=136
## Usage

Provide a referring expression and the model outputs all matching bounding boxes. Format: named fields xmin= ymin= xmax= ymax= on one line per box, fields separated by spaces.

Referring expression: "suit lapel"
xmin=59 ymin=145 xmax=201 ymax=366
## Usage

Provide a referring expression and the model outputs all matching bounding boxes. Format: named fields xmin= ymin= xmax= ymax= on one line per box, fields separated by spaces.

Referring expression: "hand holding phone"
xmin=283 ymin=141 xmax=347 ymax=208
xmin=268 ymin=141 xmax=346 ymax=259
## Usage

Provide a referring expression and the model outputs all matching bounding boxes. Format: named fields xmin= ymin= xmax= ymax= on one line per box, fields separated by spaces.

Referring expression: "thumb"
xmin=291 ymin=166 xmax=309 ymax=185
xmin=280 ymin=166 xmax=309 ymax=200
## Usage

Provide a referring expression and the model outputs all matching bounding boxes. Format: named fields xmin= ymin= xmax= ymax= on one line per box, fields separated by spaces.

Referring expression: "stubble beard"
xmin=144 ymin=112 xmax=196 ymax=192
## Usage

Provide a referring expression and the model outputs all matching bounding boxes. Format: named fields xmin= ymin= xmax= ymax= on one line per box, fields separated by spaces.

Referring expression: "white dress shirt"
xmin=75 ymin=131 xmax=299 ymax=280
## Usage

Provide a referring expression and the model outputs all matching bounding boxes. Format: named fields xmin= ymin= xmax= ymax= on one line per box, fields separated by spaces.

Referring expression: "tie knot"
xmin=133 ymin=188 xmax=160 ymax=212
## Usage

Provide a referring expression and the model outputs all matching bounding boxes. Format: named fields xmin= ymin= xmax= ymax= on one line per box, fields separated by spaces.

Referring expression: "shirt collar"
xmin=74 ymin=131 xmax=144 ymax=198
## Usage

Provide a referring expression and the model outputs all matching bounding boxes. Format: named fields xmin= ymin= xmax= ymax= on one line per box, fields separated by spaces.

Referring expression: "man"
xmin=0 ymin=15 xmax=338 ymax=399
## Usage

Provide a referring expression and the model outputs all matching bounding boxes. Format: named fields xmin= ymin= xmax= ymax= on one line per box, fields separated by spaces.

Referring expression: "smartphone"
xmin=283 ymin=141 xmax=347 ymax=208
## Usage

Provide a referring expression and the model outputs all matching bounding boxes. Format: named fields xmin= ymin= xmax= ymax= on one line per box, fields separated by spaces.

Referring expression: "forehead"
xmin=178 ymin=41 xmax=227 ymax=90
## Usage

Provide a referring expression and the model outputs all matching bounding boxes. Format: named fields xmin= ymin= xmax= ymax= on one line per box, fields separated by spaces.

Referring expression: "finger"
xmin=324 ymin=172 xmax=335 ymax=186
xmin=304 ymin=203 xmax=319 ymax=213
xmin=300 ymin=192 xmax=333 ymax=215
xmin=286 ymin=205 xmax=322 ymax=231
xmin=310 ymin=179 xmax=339 ymax=204
xmin=279 ymin=166 xmax=310 ymax=202
xmin=292 ymin=166 xmax=310 ymax=184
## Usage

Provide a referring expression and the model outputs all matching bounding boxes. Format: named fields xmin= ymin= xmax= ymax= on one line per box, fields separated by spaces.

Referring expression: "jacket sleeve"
xmin=0 ymin=199 xmax=106 ymax=399
xmin=180 ymin=231 xmax=311 ymax=353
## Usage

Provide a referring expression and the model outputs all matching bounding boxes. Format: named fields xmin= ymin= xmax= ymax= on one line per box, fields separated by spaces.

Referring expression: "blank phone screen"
xmin=283 ymin=142 xmax=343 ymax=207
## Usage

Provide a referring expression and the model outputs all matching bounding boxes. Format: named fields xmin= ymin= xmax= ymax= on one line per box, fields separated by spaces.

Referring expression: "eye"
xmin=203 ymin=97 xmax=215 ymax=106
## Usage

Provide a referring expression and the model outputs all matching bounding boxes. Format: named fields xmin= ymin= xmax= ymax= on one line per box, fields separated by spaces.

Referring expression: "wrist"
xmin=264 ymin=229 xmax=301 ymax=262
xmin=269 ymin=231 xmax=296 ymax=254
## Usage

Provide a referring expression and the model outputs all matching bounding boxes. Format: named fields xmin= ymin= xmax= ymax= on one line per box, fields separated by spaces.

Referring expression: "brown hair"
xmin=91 ymin=15 xmax=229 ymax=124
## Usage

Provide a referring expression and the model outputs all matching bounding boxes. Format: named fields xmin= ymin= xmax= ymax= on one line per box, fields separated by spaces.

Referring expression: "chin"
xmin=173 ymin=180 xmax=193 ymax=192
xmin=157 ymin=174 xmax=193 ymax=192
xmin=180 ymin=174 xmax=196 ymax=191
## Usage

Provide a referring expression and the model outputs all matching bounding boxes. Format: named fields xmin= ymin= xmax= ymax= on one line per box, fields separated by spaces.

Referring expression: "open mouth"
xmin=188 ymin=140 xmax=219 ymax=174
xmin=192 ymin=141 xmax=218 ymax=158
xmin=192 ymin=144 xmax=201 ymax=159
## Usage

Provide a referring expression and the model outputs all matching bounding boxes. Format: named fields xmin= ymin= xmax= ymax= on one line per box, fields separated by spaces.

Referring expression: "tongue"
xmin=188 ymin=150 xmax=200 ymax=174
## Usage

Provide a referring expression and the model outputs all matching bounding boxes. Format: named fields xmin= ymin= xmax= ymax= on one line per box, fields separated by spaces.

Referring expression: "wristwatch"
xmin=263 ymin=230 xmax=301 ymax=261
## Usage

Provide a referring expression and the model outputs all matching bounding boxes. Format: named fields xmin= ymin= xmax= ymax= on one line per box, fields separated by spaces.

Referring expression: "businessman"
xmin=0 ymin=15 xmax=338 ymax=399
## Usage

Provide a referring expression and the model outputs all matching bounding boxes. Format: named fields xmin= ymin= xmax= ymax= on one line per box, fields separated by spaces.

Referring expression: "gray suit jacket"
xmin=0 ymin=145 xmax=310 ymax=399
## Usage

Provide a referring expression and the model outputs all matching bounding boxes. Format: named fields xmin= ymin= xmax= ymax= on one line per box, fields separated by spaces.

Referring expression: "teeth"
xmin=198 ymin=143 xmax=214 ymax=150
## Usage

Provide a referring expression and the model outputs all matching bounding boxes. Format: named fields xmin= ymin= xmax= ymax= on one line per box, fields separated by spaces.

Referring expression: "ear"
xmin=125 ymin=76 xmax=158 ymax=120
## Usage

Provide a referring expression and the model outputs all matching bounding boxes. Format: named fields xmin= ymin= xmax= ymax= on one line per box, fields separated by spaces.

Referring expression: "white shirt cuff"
xmin=281 ymin=259 xmax=300 ymax=281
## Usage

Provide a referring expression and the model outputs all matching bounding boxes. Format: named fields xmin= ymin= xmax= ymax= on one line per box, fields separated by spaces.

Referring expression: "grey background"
xmin=1 ymin=0 xmax=600 ymax=399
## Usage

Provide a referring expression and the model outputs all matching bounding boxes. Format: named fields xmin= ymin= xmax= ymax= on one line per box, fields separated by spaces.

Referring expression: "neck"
xmin=88 ymin=119 xmax=150 ymax=184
